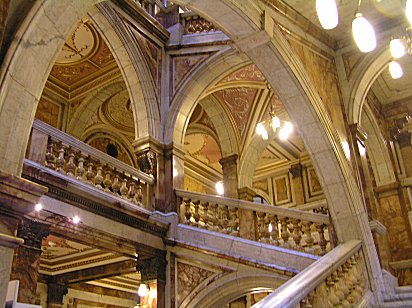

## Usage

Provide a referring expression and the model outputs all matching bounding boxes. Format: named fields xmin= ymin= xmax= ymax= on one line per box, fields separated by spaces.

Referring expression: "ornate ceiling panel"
xmin=218 ymin=64 xmax=265 ymax=84
xmin=184 ymin=133 xmax=221 ymax=172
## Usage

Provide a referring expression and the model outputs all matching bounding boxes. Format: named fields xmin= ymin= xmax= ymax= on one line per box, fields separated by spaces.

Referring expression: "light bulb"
xmin=390 ymin=39 xmax=406 ymax=58
xmin=407 ymin=0 xmax=412 ymax=25
xmin=35 ymin=203 xmax=43 ymax=212
xmin=256 ymin=122 xmax=265 ymax=136
xmin=352 ymin=13 xmax=376 ymax=53
xmin=138 ymin=283 xmax=149 ymax=297
xmin=389 ymin=61 xmax=403 ymax=79
xmin=279 ymin=127 xmax=289 ymax=140
xmin=215 ymin=181 xmax=224 ymax=196
xmin=271 ymin=115 xmax=280 ymax=129
xmin=283 ymin=121 xmax=293 ymax=135
xmin=72 ymin=215 xmax=80 ymax=224
xmin=316 ymin=0 xmax=339 ymax=30
xmin=261 ymin=129 xmax=269 ymax=140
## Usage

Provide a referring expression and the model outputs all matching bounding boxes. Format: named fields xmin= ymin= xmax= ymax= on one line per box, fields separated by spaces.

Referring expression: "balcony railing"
xmin=175 ymin=189 xmax=334 ymax=256
xmin=27 ymin=119 xmax=154 ymax=208
xmin=252 ymin=240 xmax=367 ymax=308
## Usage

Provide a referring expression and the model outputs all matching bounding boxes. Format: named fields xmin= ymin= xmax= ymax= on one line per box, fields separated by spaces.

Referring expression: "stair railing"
xmin=252 ymin=240 xmax=366 ymax=307
xmin=175 ymin=189 xmax=334 ymax=256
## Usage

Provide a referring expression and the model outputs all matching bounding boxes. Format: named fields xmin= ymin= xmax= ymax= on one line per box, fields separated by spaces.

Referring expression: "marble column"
xmin=10 ymin=219 xmax=50 ymax=304
xmin=47 ymin=283 xmax=68 ymax=308
xmin=134 ymin=138 xmax=185 ymax=213
xmin=238 ymin=187 xmax=257 ymax=240
xmin=289 ymin=163 xmax=304 ymax=206
xmin=0 ymin=170 xmax=47 ymax=307
xmin=219 ymin=154 xmax=239 ymax=199
xmin=397 ymin=129 xmax=412 ymax=178
xmin=137 ymin=257 xmax=166 ymax=308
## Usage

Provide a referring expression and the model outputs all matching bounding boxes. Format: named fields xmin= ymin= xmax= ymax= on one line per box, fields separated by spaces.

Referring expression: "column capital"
xmin=238 ymin=186 xmax=256 ymax=201
xmin=219 ymin=154 xmax=238 ymax=168
xmin=289 ymin=163 xmax=302 ymax=179
xmin=396 ymin=130 xmax=412 ymax=148
xmin=17 ymin=219 xmax=50 ymax=250
xmin=137 ymin=256 xmax=167 ymax=281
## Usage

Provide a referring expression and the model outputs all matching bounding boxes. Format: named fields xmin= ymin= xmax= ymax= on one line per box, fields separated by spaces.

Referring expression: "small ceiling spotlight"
xmin=138 ymin=283 xmax=149 ymax=297
xmin=72 ymin=215 xmax=81 ymax=224
xmin=35 ymin=203 xmax=43 ymax=212
xmin=215 ymin=181 xmax=224 ymax=196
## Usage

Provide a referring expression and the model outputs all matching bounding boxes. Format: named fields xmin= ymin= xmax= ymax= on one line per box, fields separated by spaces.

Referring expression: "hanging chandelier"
xmin=316 ymin=0 xmax=412 ymax=79
xmin=256 ymin=106 xmax=293 ymax=141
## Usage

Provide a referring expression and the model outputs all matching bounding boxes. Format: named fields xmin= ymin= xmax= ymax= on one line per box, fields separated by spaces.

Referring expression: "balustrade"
xmin=180 ymin=13 xmax=218 ymax=34
xmin=252 ymin=240 xmax=367 ymax=308
xmin=176 ymin=189 xmax=332 ymax=256
xmin=27 ymin=120 xmax=153 ymax=207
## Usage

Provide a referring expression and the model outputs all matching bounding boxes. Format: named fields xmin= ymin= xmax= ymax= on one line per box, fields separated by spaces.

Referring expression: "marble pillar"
xmin=134 ymin=138 xmax=185 ymax=213
xmin=238 ymin=187 xmax=257 ymax=241
xmin=0 ymin=170 xmax=47 ymax=307
xmin=219 ymin=154 xmax=239 ymax=199
xmin=137 ymin=257 xmax=167 ymax=308
xmin=289 ymin=164 xmax=304 ymax=206
xmin=10 ymin=220 xmax=50 ymax=304
xmin=397 ymin=130 xmax=412 ymax=178
xmin=47 ymin=283 xmax=68 ymax=308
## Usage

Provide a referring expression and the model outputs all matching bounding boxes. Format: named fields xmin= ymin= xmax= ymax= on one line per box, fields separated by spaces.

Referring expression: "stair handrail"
xmin=252 ymin=240 xmax=364 ymax=308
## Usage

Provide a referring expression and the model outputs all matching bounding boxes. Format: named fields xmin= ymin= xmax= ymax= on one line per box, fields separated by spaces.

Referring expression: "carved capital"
xmin=396 ymin=130 xmax=412 ymax=148
xmin=219 ymin=154 xmax=238 ymax=169
xmin=289 ymin=163 xmax=302 ymax=179
xmin=238 ymin=186 xmax=256 ymax=201
xmin=137 ymin=257 xmax=167 ymax=281
xmin=17 ymin=219 xmax=50 ymax=250
xmin=136 ymin=149 xmax=157 ymax=179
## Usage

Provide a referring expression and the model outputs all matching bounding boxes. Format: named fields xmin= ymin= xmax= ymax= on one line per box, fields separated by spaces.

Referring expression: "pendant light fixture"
xmin=316 ymin=0 xmax=339 ymax=30
xmin=352 ymin=0 xmax=376 ymax=53
xmin=390 ymin=38 xmax=406 ymax=58
xmin=389 ymin=61 xmax=404 ymax=79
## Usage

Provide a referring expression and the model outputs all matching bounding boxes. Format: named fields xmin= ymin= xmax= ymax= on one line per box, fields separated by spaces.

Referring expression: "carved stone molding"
xmin=136 ymin=149 xmax=157 ymax=179
xmin=137 ymin=257 xmax=166 ymax=281
xmin=17 ymin=219 xmax=50 ymax=250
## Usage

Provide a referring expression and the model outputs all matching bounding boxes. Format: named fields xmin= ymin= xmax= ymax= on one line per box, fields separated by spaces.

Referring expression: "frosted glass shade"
xmin=389 ymin=61 xmax=403 ymax=79
xmin=352 ymin=13 xmax=376 ymax=53
xmin=316 ymin=0 xmax=339 ymax=30
xmin=390 ymin=39 xmax=406 ymax=58
xmin=215 ymin=181 xmax=224 ymax=195
xmin=138 ymin=284 xmax=149 ymax=297
xmin=407 ymin=0 xmax=412 ymax=25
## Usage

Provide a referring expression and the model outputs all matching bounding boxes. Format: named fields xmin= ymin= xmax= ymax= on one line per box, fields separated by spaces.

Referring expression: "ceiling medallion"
xmin=55 ymin=21 xmax=99 ymax=65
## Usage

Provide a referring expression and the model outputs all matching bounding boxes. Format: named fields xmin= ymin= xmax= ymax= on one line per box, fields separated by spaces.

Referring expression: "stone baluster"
xmin=112 ymin=174 xmax=120 ymax=195
xmin=46 ymin=138 xmax=56 ymax=168
xmin=256 ymin=211 xmax=266 ymax=242
xmin=120 ymin=176 xmax=129 ymax=199
xmin=55 ymin=142 xmax=66 ymax=173
xmin=94 ymin=164 xmax=104 ymax=189
xmin=311 ymin=281 xmax=329 ymax=307
xmin=221 ymin=205 xmax=229 ymax=234
xmin=128 ymin=181 xmax=136 ymax=203
xmin=280 ymin=217 xmax=290 ymax=248
xmin=202 ymin=202 xmax=209 ymax=229
xmin=66 ymin=148 xmax=76 ymax=177
xmin=229 ymin=207 xmax=239 ymax=236
xmin=75 ymin=155 xmax=85 ymax=180
xmin=103 ymin=166 xmax=112 ymax=192
xmin=85 ymin=158 xmax=95 ymax=183
xmin=291 ymin=219 xmax=302 ymax=250
xmin=193 ymin=200 xmax=200 ymax=227
xmin=268 ymin=214 xmax=279 ymax=246
xmin=211 ymin=203 xmax=219 ymax=231
xmin=332 ymin=270 xmax=345 ymax=307
xmin=343 ymin=262 xmax=355 ymax=304
xmin=316 ymin=224 xmax=328 ymax=255
xmin=302 ymin=220 xmax=315 ymax=254
xmin=184 ymin=199 xmax=192 ymax=224
xmin=326 ymin=275 xmax=340 ymax=306
xmin=136 ymin=179 xmax=143 ymax=203
xmin=337 ymin=266 xmax=351 ymax=307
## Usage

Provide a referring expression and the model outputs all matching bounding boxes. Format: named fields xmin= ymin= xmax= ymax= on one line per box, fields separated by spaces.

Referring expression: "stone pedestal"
xmin=0 ymin=170 xmax=47 ymax=307
xmin=219 ymin=154 xmax=238 ymax=199
xmin=10 ymin=220 xmax=50 ymax=304
xmin=238 ymin=187 xmax=257 ymax=240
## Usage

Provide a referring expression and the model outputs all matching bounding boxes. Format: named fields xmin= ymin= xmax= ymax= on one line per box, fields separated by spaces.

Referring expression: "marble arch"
xmin=183 ymin=272 xmax=284 ymax=308
xmin=0 ymin=0 xmax=157 ymax=176
xmin=170 ymin=0 xmax=384 ymax=298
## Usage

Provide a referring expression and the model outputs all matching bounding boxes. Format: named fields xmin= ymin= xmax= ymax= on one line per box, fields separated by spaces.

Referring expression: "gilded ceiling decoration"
xmin=218 ymin=64 xmax=265 ymax=83
xmin=102 ymin=89 xmax=135 ymax=131
xmin=214 ymin=87 xmax=257 ymax=137
xmin=184 ymin=133 xmax=221 ymax=171
xmin=188 ymin=104 xmax=216 ymax=133
xmin=41 ymin=235 xmax=90 ymax=260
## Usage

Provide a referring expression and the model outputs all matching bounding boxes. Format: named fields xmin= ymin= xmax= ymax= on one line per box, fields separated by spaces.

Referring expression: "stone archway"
xmin=184 ymin=272 xmax=283 ymax=308
xmin=169 ymin=0 xmax=385 ymax=300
